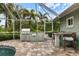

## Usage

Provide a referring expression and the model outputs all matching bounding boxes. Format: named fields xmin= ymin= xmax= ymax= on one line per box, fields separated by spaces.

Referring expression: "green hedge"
xmin=0 ymin=33 xmax=20 ymax=41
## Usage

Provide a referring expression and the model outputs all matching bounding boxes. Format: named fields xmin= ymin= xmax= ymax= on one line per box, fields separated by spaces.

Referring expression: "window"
xmin=66 ymin=16 xmax=74 ymax=28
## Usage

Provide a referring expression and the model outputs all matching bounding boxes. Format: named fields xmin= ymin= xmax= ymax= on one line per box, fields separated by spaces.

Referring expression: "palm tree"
xmin=30 ymin=9 xmax=36 ymax=19
xmin=38 ymin=11 xmax=48 ymax=22
xmin=19 ymin=8 xmax=30 ymax=19
xmin=19 ymin=8 xmax=38 ymax=31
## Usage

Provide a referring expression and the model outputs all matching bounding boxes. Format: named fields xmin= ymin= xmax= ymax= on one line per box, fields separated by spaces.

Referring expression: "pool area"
xmin=0 ymin=45 xmax=16 ymax=56
xmin=0 ymin=3 xmax=79 ymax=56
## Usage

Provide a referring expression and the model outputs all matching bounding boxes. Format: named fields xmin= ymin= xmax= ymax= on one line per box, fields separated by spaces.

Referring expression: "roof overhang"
xmin=54 ymin=3 xmax=79 ymax=20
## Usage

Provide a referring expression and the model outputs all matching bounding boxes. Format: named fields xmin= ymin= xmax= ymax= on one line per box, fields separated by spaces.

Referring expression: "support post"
xmin=54 ymin=34 xmax=60 ymax=48
xmin=44 ymin=21 xmax=45 ymax=34
xmin=52 ymin=21 xmax=53 ymax=32
xmin=37 ymin=22 xmax=38 ymax=32
xmin=20 ymin=19 xmax=22 ymax=40
xmin=13 ymin=20 xmax=14 ymax=40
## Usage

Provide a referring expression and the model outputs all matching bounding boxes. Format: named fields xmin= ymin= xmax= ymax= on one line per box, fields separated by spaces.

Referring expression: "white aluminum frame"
xmin=66 ymin=16 xmax=74 ymax=28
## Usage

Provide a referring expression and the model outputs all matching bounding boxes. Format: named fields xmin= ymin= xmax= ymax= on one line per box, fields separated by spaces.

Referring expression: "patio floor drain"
xmin=0 ymin=45 xmax=16 ymax=56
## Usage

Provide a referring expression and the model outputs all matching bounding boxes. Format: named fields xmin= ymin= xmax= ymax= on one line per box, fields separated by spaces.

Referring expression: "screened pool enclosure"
xmin=1 ymin=3 xmax=78 ymax=56
xmin=0 ymin=3 xmax=59 ymax=42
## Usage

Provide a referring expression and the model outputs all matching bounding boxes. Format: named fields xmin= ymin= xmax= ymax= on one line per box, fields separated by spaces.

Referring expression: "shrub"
xmin=0 ymin=32 xmax=20 ymax=41
xmin=14 ymin=33 xmax=20 ymax=39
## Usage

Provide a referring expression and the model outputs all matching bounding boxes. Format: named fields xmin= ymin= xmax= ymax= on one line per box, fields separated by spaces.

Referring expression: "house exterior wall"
xmin=60 ymin=8 xmax=79 ymax=48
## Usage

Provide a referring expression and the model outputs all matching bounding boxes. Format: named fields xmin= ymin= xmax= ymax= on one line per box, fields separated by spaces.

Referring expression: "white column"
xmin=52 ymin=21 xmax=53 ymax=32
xmin=54 ymin=34 xmax=60 ymax=48
xmin=37 ymin=22 xmax=38 ymax=32
xmin=13 ymin=20 xmax=14 ymax=40
xmin=44 ymin=21 xmax=45 ymax=34
xmin=20 ymin=19 xmax=21 ymax=40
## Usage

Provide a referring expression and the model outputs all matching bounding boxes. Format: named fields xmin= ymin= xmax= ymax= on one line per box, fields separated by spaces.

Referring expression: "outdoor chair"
xmin=63 ymin=32 xmax=77 ymax=52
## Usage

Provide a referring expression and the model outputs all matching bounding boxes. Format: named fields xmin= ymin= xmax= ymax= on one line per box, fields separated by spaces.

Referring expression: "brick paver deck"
xmin=0 ymin=39 xmax=79 ymax=56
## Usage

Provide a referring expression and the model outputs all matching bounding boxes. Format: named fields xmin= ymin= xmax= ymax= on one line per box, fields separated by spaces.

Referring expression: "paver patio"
xmin=0 ymin=39 xmax=79 ymax=56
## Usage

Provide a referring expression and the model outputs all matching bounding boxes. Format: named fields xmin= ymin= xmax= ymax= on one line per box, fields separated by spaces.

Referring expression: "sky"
xmin=18 ymin=3 xmax=73 ymax=19
xmin=0 ymin=3 xmax=73 ymax=26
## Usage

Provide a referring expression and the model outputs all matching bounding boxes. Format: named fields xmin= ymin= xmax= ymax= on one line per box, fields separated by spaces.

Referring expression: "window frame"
xmin=66 ymin=16 xmax=74 ymax=28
